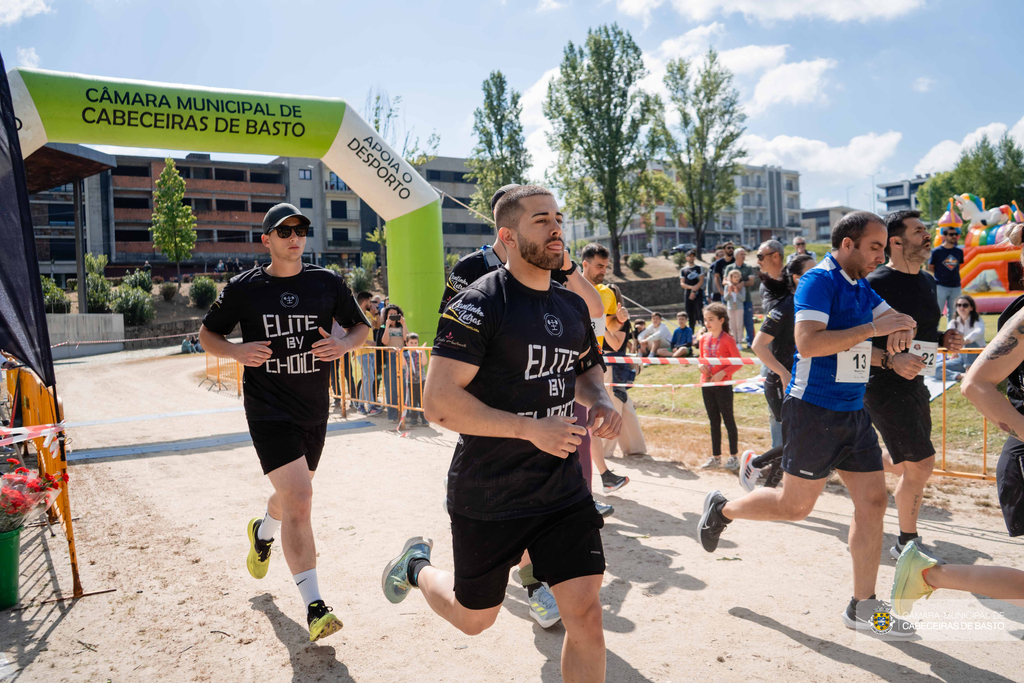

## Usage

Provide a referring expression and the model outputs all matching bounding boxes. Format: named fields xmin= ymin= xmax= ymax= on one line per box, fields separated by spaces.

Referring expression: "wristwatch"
xmin=561 ymin=260 xmax=578 ymax=277
xmin=880 ymin=351 xmax=891 ymax=370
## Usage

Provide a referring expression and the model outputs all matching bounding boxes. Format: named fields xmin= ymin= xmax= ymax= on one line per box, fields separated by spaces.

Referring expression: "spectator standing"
xmin=354 ymin=292 xmax=382 ymax=415
xmin=929 ymin=227 xmax=964 ymax=320
xmin=786 ymin=237 xmax=817 ymax=265
xmin=699 ymin=302 xmax=742 ymax=471
xmin=377 ymin=304 xmax=409 ymax=421
xmin=724 ymin=269 xmax=746 ymax=340
xmin=707 ymin=246 xmax=725 ymax=302
xmin=724 ymin=248 xmax=756 ymax=346
xmin=143 ymin=260 xmax=152 ymax=274
xmin=679 ymin=250 xmax=706 ymax=331
xmin=402 ymin=333 xmax=427 ymax=426
xmin=712 ymin=242 xmax=736 ymax=303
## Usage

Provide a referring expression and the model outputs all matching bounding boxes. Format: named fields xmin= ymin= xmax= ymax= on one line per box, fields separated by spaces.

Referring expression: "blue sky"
xmin=4 ymin=0 xmax=1023 ymax=213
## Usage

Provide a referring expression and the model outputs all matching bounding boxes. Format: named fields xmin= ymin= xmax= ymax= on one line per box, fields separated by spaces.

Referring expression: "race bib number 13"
xmin=836 ymin=340 xmax=872 ymax=383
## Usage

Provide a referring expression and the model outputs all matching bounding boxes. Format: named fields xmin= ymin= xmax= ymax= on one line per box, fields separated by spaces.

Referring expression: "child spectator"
xmin=699 ymin=302 xmax=742 ymax=472
xmin=402 ymin=333 xmax=427 ymax=426
xmin=724 ymin=269 xmax=746 ymax=342
xmin=670 ymin=312 xmax=694 ymax=357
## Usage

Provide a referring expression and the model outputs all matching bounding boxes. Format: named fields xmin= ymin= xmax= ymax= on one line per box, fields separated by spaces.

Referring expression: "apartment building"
xmin=877 ymin=175 xmax=932 ymax=214
xmin=801 ymin=205 xmax=856 ymax=242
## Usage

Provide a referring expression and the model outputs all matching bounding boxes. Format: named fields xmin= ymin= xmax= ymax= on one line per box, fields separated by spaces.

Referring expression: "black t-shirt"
xmin=681 ymin=264 xmax=706 ymax=296
xmin=713 ymin=256 xmax=735 ymax=285
xmin=603 ymin=319 xmax=631 ymax=355
xmin=438 ymin=248 xmax=504 ymax=313
xmin=433 ymin=268 xmax=600 ymax=521
xmin=759 ymin=277 xmax=789 ymax=316
xmin=759 ymin=292 xmax=795 ymax=381
xmin=202 ymin=264 xmax=369 ymax=425
xmin=929 ymin=246 xmax=964 ymax=287
xmin=866 ymin=265 xmax=941 ymax=391
xmin=998 ymin=294 xmax=1024 ymax=415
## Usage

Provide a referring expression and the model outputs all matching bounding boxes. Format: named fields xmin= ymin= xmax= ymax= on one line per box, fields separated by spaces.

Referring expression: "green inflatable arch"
xmin=8 ymin=68 xmax=444 ymax=336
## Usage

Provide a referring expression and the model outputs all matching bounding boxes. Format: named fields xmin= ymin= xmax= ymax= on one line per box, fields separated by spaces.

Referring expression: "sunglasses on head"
xmin=267 ymin=225 xmax=309 ymax=239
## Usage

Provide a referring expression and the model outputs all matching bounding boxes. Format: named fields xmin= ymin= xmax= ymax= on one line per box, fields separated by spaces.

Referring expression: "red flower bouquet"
xmin=0 ymin=458 xmax=66 ymax=533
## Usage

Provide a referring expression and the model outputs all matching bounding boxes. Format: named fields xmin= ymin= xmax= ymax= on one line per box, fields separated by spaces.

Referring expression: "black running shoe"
xmin=698 ymin=490 xmax=730 ymax=553
xmin=842 ymin=598 xmax=916 ymax=639
xmin=601 ymin=470 xmax=629 ymax=494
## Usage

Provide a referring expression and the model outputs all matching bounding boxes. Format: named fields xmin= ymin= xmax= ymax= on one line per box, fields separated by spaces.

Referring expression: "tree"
xmin=150 ymin=158 xmax=197 ymax=289
xmin=366 ymin=226 xmax=386 ymax=289
xmin=464 ymin=71 xmax=532 ymax=219
xmin=917 ymin=134 xmax=1024 ymax=221
xmin=659 ymin=49 xmax=746 ymax=258
xmin=544 ymin=24 xmax=666 ymax=276
xmin=363 ymin=87 xmax=441 ymax=292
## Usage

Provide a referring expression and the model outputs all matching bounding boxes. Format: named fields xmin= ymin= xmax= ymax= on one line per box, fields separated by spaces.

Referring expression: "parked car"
xmin=669 ymin=243 xmax=698 ymax=254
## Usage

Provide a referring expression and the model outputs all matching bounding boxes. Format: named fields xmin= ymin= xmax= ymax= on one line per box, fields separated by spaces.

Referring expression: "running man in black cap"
xmin=199 ymin=202 xmax=371 ymax=642
xmin=385 ymin=185 xmax=621 ymax=682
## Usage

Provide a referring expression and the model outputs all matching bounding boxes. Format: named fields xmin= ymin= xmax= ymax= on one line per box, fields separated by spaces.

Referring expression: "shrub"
xmin=152 ymin=275 xmax=164 ymax=285
xmin=189 ymin=276 xmax=218 ymax=308
xmin=41 ymin=276 xmax=70 ymax=313
xmin=123 ymin=269 xmax=152 ymax=293
xmin=113 ymin=286 xmax=155 ymax=326
xmin=325 ymin=263 xmax=344 ymax=277
xmin=66 ymin=278 xmax=77 ymax=292
xmin=181 ymin=273 xmax=193 ymax=284
xmin=661 ymin=249 xmax=670 ymax=258
xmin=672 ymin=251 xmax=687 ymax=267
xmin=160 ymin=282 xmax=177 ymax=301
xmin=346 ymin=267 xmax=374 ymax=293
xmin=361 ymin=252 xmax=377 ymax=272
xmin=86 ymin=273 xmax=113 ymax=313
xmin=84 ymin=253 xmax=108 ymax=276
xmin=627 ymin=253 xmax=646 ymax=271
xmin=445 ymin=253 xmax=459 ymax=271
xmin=108 ymin=276 xmax=123 ymax=287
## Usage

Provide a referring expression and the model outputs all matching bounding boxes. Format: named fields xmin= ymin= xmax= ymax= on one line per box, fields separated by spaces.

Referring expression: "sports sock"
xmin=293 ymin=569 xmax=322 ymax=608
xmin=408 ymin=557 xmax=430 ymax=587
xmin=846 ymin=594 xmax=877 ymax=620
xmin=519 ymin=563 xmax=541 ymax=597
xmin=257 ymin=510 xmax=280 ymax=542
xmin=713 ymin=500 xmax=732 ymax=524
xmin=898 ymin=531 xmax=919 ymax=547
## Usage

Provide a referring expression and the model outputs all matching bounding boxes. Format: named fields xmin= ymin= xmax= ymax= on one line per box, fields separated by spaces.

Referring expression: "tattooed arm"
xmin=961 ymin=307 xmax=1024 ymax=440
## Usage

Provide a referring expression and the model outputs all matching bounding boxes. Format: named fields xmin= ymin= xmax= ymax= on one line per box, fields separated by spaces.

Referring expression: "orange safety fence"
xmin=330 ymin=346 xmax=431 ymax=425
xmin=937 ymin=347 xmax=995 ymax=482
xmin=1 ymin=353 xmax=83 ymax=597
xmin=200 ymin=353 xmax=242 ymax=396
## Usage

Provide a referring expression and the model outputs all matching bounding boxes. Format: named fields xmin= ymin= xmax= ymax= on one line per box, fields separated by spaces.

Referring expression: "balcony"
xmin=113 ymin=208 xmax=153 ymax=222
xmin=327 ymin=240 xmax=360 ymax=249
xmin=194 ymin=210 xmax=265 ymax=225
xmin=328 ymin=209 xmax=362 ymax=222
xmin=112 ymin=175 xmax=152 ymax=190
xmin=183 ymin=178 xmax=285 ymax=196
xmin=116 ymin=241 xmax=267 ymax=256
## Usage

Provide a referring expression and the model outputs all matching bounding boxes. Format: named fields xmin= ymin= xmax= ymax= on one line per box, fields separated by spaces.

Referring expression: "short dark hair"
xmin=356 ymin=291 xmax=372 ymax=303
xmin=686 ymin=249 xmax=697 ymax=257
xmin=493 ymin=185 xmax=555 ymax=232
xmin=581 ymin=242 xmax=610 ymax=262
xmin=832 ymin=210 xmax=884 ymax=250
xmin=651 ymin=312 xmax=661 ymax=319
xmin=883 ymin=210 xmax=922 ymax=257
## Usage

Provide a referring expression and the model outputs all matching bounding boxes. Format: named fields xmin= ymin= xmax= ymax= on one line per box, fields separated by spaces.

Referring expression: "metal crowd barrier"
xmin=937 ymin=347 xmax=994 ymax=482
xmin=200 ymin=353 xmax=242 ymax=396
xmin=330 ymin=345 xmax=431 ymax=425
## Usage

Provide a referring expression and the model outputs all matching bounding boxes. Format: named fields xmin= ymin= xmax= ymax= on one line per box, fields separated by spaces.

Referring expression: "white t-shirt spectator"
xmin=638 ymin=323 xmax=672 ymax=345
xmin=948 ymin=316 xmax=985 ymax=346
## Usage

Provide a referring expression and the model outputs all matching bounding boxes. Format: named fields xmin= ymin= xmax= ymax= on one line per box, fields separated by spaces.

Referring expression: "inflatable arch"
xmin=7 ymin=68 xmax=444 ymax=335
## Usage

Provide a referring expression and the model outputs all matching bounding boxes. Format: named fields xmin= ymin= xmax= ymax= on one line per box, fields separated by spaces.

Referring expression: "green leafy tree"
xmin=40 ymin=276 xmax=70 ymax=313
xmin=917 ymin=135 xmax=1024 ymax=221
xmin=465 ymin=71 xmax=532 ymax=219
xmin=84 ymin=252 xmax=108 ymax=276
xmin=544 ymin=24 xmax=666 ymax=276
xmin=659 ymin=49 xmax=746 ymax=258
xmin=150 ymin=158 xmax=197 ymax=290
xmin=367 ymin=227 xmax=387 ymax=291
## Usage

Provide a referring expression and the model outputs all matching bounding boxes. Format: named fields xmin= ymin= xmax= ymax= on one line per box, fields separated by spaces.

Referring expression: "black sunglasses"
xmin=956 ymin=302 xmax=971 ymax=308
xmin=268 ymin=225 xmax=309 ymax=239
xmin=944 ymin=231 xmax=960 ymax=237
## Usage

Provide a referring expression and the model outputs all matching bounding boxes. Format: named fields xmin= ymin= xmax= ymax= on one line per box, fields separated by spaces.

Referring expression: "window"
xmin=214 ymin=168 xmax=246 ymax=182
xmin=331 ymin=200 xmax=348 ymax=219
xmin=332 ymin=228 xmax=349 ymax=242
xmin=328 ymin=172 xmax=350 ymax=191
xmin=114 ymin=230 xmax=151 ymax=243
xmin=442 ymin=223 xmax=469 ymax=234
xmin=218 ymin=231 xmax=247 ymax=242
xmin=111 ymin=166 xmax=150 ymax=177
xmin=48 ymin=204 xmax=75 ymax=224
xmin=427 ymin=170 xmax=442 ymax=181
xmin=216 ymin=199 xmax=247 ymax=212
xmin=251 ymin=201 xmax=276 ymax=213
xmin=177 ymin=167 xmax=191 ymax=179
xmin=191 ymin=198 xmax=213 ymax=212
xmin=298 ymin=169 xmax=312 ymax=180
xmin=191 ymin=167 xmax=212 ymax=180
xmin=886 ymin=186 xmax=904 ymax=196
xmin=299 ymin=198 xmax=313 ymax=209
xmin=250 ymin=171 xmax=282 ymax=184
xmin=113 ymin=197 xmax=150 ymax=210
xmin=196 ymin=230 xmax=214 ymax=242
xmin=49 ymin=239 xmax=77 ymax=259
xmin=460 ymin=173 xmax=475 ymax=184
xmin=251 ymin=231 xmax=263 ymax=242
xmin=47 ymin=183 xmax=75 ymax=193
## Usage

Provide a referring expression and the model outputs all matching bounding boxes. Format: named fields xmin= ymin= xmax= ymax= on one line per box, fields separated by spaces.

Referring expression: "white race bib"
xmin=591 ymin=316 xmax=606 ymax=339
xmin=836 ymin=340 xmax=872 ymax=383
xmin=910 ymin=340 xmax=938 ymax=377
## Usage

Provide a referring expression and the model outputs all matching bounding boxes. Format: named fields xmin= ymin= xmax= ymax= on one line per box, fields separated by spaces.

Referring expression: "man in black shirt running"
xmin=200 ymin=203 xmax=370 ymax=642
xmin=382 ymin=185 xmax=622 ymax=682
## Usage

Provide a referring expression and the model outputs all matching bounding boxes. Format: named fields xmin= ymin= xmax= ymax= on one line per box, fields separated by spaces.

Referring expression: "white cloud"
xmin=814 ymin=197 xmax=844 ymax=208
xmin=0 ymin=0 xmax=50 ymax=26
xmin=912 ymin=77 xmax=935 ymax=93
xmin=747 ymin=58 xmax=836 ymax=115
xmin=16 ymin=46 xmax=40 ymax=68
xmin=913 ymin=118 xmax=1024 ymax=175
xmin=718 ymin=44 xmax=788 ymax=76
xmin=521 ymin=68 xmax=561 ymax=181
xmin=742 ymin=130 xmax=902 ymax=181
xmin=664 ymin=0 xmax=923 ymax=22
xmin=536 ymin=0 xmax=564 ymax=11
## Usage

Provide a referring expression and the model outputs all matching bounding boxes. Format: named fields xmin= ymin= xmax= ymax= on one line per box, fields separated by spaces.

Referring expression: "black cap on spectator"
xmin=262 ymin=203 xmax=311 ymax=234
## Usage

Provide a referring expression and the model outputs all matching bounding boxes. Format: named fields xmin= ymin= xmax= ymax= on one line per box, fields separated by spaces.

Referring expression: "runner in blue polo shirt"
xmin=697 ymin=211 xmax=920 ymax=636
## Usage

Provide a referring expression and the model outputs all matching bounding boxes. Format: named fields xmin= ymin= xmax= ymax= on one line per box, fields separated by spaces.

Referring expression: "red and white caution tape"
xmin=0 ymin=422 xmax=65 ymax=449
xmin=603 ymin=356 xmax=757 ymax=366
xmin=51 ymin=332 xmax=196 ymax=349
xmin=605 ymin=377 xmax=764 ymax=390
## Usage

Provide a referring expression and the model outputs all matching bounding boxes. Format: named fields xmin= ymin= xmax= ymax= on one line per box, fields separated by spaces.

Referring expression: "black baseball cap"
xmin=262 ymin=203 xmax=311 ymax=234
xmin=490 ymin=184 xmax=521 ymax=212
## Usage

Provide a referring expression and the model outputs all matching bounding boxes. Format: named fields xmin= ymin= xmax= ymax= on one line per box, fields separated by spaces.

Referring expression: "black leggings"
xmin=702 ymin=385 xmax=738 ymax=456
xmin=685 ymin=293 xmax=704 ymax=331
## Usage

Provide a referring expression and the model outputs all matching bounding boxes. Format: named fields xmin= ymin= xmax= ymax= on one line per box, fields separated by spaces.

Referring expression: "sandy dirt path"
xmin=2 ymin=350 xmax=1023 ymax=682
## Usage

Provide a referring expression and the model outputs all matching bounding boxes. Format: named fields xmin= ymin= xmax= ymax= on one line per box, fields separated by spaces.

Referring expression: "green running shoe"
xmin=891 ymin=540 xmax=939 ymax=616
xmin=382 ymin=536 xmax=433 ymax=604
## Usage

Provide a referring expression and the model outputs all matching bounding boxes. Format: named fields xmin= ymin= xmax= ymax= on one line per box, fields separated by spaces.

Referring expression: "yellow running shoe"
xmin=246 ymin=517 xmax=272 ymax=580
xmin=891 ymin=540 xmax=938 ymax=615
xmin=307 ymin=600 xmax=343 ymax=642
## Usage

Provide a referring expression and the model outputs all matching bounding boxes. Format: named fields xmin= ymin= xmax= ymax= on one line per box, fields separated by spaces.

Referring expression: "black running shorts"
xmin=781 ymin=397 xmax=882 ymax=480
xmin=450 ymin=497 xmax=605 ymax=610
xmin=864 ymin=380 xmax=936 ymax=464
xmin=997 ymin=437 xmax=1024 ymax=537
xmin=247 ymin=420 xmax=327 ymax=475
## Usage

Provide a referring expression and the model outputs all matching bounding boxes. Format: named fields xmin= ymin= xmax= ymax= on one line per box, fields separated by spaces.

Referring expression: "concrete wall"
xmin=123 ymin=317 xmax=206 ymax=349
xmin=47 ymin=313 xmax=124 ymax=360
xmin=614 ymin=276 xmax=763 ymax=311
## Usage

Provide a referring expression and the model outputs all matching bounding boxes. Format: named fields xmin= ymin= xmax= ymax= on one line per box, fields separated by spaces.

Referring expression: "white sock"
xmin=293 ymin=568 xmax=322 ymax=607
xmin=257 ymin=510 xmax=280 ymax=542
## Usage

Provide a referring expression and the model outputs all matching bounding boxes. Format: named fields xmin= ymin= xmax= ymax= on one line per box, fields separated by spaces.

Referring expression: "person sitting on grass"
xmin=699 ymin=302 xmax=743 ymax=472
xmin=935 ymin=294 xmax=986 ymax=381
xmin=637 ymin=312 xmax=672 ymax=358
xmin=669 ymin=312 xmax=694 ymax=357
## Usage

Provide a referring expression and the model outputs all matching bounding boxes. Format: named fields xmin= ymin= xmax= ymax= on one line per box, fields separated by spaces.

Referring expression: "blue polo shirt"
xmin=671 ymin=326 xmax=693 ymax=348
xmin=787 ymin=253 xmax=890 ymax=411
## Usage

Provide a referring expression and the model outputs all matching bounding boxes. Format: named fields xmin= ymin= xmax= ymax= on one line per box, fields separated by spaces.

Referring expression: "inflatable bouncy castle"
xmin=933 ymin=194 xmax=1024 ymax=313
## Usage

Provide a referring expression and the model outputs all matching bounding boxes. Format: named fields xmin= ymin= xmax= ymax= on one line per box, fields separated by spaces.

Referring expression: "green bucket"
xmin=0 ymin=526 xmax=22 ymax=610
